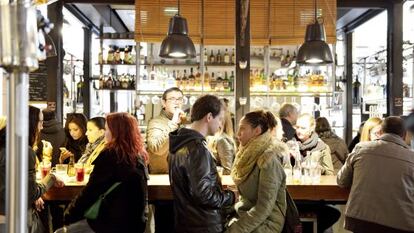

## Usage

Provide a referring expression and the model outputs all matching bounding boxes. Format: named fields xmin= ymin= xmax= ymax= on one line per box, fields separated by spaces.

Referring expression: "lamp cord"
xmin=314 ymin=0 xmax=317 ymax=23
xmin=177 ymin=0 xmax=180 ymax=15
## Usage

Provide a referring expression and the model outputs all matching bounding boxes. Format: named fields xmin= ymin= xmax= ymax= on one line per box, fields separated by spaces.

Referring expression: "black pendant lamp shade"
xmin=296 ymin=21 xmax=333 ymax=64
xmin=159 ymin=14 xmax=196 ymax=59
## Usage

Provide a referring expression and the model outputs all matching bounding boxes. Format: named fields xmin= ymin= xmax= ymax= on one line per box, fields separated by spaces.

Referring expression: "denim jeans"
xmin=54 ymin=219 xmax=94 ymax=233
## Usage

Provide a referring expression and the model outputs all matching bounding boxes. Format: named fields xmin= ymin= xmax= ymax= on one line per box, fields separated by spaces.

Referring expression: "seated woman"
xmin=60 ymin=113 xmax=88 ymax=163
xmin=209 ymin=110 xmax=236 ymax=175
xmin=226 ymin=110 xmax=287 ymax=233
xmin=315 ymin=117 xmax=349 ymax=174
xmin=360 ymin=117 xmax=383 ymax=142
xmin=61 ymin=112 xmax=148 ymax=233
xmin=78 ymin=117 xmax=106 ymax=172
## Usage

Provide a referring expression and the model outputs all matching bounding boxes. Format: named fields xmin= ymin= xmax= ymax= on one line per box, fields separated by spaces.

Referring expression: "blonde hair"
xmin=298 ymin=113 xmax=316 ymax=129
xmin=360 ymin=117 xmax=383 ymax=142
xmin=220 ymin=111 xmax=234 ymax=138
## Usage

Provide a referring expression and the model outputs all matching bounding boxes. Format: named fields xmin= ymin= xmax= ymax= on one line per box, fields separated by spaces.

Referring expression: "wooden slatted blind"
xmin=250 ymin=0 xmax=271 ymax=45
xmin=202 ymin=0 xmax=235 ymax=45
xmin=135 ymin=0 xmax=201 ymax=43
xmin=271 ymin=0 xmax=337 ymax=45
xmin=135 ymin=0 xmax=336 ymax=46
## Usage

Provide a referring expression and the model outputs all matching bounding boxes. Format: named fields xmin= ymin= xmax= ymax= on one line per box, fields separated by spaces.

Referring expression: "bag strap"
xmin=102 ymin=182 xmax=121 ymax=198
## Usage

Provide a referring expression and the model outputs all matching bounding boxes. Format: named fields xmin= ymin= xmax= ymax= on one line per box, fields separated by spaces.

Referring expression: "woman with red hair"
xmin=61 ymin=112 xmax=148 ymax=233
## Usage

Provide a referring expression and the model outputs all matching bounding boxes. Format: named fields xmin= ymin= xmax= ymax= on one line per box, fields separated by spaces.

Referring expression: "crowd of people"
xmin=0 ymin=86 xmax=414 ymax=233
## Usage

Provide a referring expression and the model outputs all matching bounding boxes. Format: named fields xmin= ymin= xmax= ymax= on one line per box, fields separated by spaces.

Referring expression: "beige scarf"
xmin=231 ymin=132 xmax=272 ymax=185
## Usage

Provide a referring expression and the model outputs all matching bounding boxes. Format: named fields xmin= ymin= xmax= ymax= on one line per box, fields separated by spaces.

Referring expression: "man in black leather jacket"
xmin=169 ymin=95 xmax=235 ymax=233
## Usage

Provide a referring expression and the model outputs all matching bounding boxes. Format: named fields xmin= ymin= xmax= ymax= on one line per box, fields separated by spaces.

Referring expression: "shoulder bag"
xmin=84 ymin=182 xmax=121 ymax=220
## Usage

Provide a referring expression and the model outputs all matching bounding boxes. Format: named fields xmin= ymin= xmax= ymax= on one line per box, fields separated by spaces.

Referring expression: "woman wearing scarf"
xmin=295 ymin=113 xmax=334 ymax=175
xmin=226 ymin=110 xmax=287 ymax=233
xmin=78 ymin=117 xmax=106 ymax=172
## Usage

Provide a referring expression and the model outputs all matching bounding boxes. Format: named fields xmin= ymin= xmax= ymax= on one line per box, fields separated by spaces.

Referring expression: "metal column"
xmin=235 ymin=0 xmax=251 ymax=125
xmin=345 ymin=32 xmax=353 ymax=144
xmin=0 ymin=1 xmax=39 ymax=233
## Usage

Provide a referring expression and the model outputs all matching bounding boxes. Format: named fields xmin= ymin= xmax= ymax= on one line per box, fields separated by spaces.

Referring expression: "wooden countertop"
xmin=43 ymin=175 xmax=349 ymax=203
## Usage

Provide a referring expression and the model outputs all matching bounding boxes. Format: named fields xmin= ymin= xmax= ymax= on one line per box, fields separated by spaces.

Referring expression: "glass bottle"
xmin=203 ymin=48 xmax=208 ymax=64
xmin=203 ymin=67 xmax=210 ymax=91
xmin=231 ymin=48 xmax=236 ymax=64
xmin=67 ymin=155 xmax=76 ymax=177
xmin=209 ymin=50 xmax=215 ymax=64
xmin=188 ymin=67 xmax=195 ymax=91
xmin=107 ymin=46 xmax=114 ymax=64
xmin=124 ymin=46 xmax=130 ymax=64
xmin=210 ymin=72 xmax=217 ymax=91
xmin=224 ymin=49 xmax=230 ymax=64
xmin=352 ymin=75 xmax=361 ymax=105
xmin=223 ymin=71 xmax=230 ymax=91
xmin=283 ymin=154 xmax=293 ymax=183
xmin=216 ymin=49 xmax=222 ymax=64
xmin=292 ymin=159 xmax=301 ymax=184
xmin=229 ymin=71 xmax=235 ymax=91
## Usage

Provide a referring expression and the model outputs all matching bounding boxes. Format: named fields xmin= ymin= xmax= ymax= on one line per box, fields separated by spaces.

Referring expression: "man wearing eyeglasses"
xmin=146 ymin=87 xmax=186 ymax=233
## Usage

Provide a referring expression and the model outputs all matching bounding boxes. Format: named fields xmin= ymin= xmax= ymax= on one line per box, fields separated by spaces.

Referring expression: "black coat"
xmin=64 ymin=149 xmax=148 ymax=233
xmin=40 ymin=119 xmax=67 ymax=166
xmin=169 ymin=128 xmax=235 ymax=233
xmin=281 ymin=118 xmax=296 ymax=142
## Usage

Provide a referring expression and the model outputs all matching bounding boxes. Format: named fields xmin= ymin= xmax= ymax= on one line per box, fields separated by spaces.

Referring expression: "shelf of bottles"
xmin=97 ymin=43 xmax=137 ymax=91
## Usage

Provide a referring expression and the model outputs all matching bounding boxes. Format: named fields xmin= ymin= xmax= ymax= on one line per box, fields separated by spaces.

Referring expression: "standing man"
xmin=278 ymin=103 xmax=298 ymax=141
xmin=169 ymin=95 xmax=235 ymax=233
xmin=146 ymin=87 xmax=185 ymax=232
xmin=338 ymin=117 xmax=414 ymax=233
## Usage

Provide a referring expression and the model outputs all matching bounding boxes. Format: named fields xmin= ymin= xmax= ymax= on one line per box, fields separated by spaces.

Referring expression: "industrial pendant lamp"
xmin=296 ymin=0 xmax=333 ymax=64
xmin=159 ymin=0 xmax=196 ymax=59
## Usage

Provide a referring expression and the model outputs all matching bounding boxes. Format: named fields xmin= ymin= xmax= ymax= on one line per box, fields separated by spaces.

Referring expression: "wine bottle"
xmin=224 ymin=49 xmax=230 ymax=64
xmin=209 ymin=50 xmax=215 ymax=64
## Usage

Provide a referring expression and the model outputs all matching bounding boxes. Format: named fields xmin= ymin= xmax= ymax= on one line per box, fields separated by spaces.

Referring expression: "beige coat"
xmin=337 ymin=133 xmax=414 ymax=231
xmin=209 ymin=133 xmax=236 ymax=175
xmin=146 ymin=111 xmax=179 ymax=174
xmin=227 ymin=137 xmax=287 ymax=233
xmin=319 ymin=131 xmax=349 ymax=174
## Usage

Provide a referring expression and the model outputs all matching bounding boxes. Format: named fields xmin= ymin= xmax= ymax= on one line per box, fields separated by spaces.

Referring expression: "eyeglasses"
xmin=166 ymin=97 xmax=184 ymax=103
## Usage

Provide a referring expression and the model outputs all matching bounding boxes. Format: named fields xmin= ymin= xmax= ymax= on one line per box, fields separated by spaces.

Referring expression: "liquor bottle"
xmin=188 ymin=67 xmax=195 ymax=91
xmin=216 ymin=72 xmax=223 ymax=91
xmin=352 ymin=75 xmax=361 ymax=105
xmin=223 ymin=71 xmax=230 ymax=91
xmin=292 ymin=159 xmax=301 ymax=184
xmin=76 ymin=76 xmax=84 ymax=103
xmin=114 ymin=46 xmax=121 ymax=64
xmin=99 ymin=74 xmax=105 ymax=89
xmin=106 ymin=72 xmax=113 ymax=89
xmin=124 ymin=46 xmax=130 ymax=64
xmin=283 ymin=154 xmax=293 ymax=183
xmin=210 ymin=72 xmax=217 ymax=91
xmin=229 ymin=71 xmax=235 ymax=91
xmin=203 ymin=48 xmax=208 ymax=63
xmin=216 ymin=49 xmax=222 ymax=64
xmin=181 ymin=69 xmax=187 ymax=90
xmin=203 ymin=67 xmax=210 ymax=91
xmin=150 ymin=65 xmax=156 ymax=81
xmin=67 ymin=155 xmax=76 ymax=177
xmin=209 ymin=50 xmax=215 ymax=64
xmin=224 ymin=49 xmax=230 ymax=64
xmin=107 ymin=46 xmax=114 ymax=64
xmin=194 ymin=66 xmax=202 ymax=91
xmin=231 ymin=48 xmax=235 ymax=64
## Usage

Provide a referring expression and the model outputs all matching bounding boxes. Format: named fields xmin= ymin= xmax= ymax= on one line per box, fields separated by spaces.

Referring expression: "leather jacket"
xmin=169 ymin=128 xmax=235 ymax=233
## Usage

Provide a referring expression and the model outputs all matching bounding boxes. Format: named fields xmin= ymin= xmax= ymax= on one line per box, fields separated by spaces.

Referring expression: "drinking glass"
xmin=75 ymin=163 xmax=85 ymax=182
xmin=55 ymin=164 xmax=68 ymax=179
xmin=40 ymin=161 xmax=51 ymax=178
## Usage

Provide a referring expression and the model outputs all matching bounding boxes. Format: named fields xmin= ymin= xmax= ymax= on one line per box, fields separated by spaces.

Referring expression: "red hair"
xmin=106 ymin=112 xmax=148 ymax=165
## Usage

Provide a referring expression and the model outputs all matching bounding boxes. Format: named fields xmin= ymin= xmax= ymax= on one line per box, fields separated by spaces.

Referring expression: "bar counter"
xmin=43 ymin=175 xmax=349 ymax=203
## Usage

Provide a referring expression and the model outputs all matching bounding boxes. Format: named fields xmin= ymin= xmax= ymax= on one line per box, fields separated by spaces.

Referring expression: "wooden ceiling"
xmin=134 ymin=0 xmax=336 ymax=45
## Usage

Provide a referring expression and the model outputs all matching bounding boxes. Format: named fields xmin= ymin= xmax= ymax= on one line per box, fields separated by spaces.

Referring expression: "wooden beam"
xmin=64 ymin=0 xmax=134 ymax=4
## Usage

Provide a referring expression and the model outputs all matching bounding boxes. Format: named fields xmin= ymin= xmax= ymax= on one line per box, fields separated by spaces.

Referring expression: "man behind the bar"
xmin=279 ymin=103 xmax=298 ymax=142
xmin=169 ymin=95 xmax=235 ymax=233
xmin=338 ymin=116 xmax=414 ymax=233
xmin=146 ymin=87 xmax=185 ymax=232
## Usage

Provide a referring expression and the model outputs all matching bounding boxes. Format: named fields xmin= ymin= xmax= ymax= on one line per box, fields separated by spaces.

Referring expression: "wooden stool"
xmin=300 ymin=212 xmax=317 ymax=233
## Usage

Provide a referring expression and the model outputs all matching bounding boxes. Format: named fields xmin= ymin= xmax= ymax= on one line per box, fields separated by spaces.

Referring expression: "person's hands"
xmin=42 ymin=140 xmax=53 ymax=161
xmin=171 ymin=108 xmax=186 ymax=125
xmin=59 ymin=148 xmax=73 ymax=164
xmin=34 ymin=197 xmax=44 ymax=212
xmin=54 ymin=177 xmax=65 ymax=188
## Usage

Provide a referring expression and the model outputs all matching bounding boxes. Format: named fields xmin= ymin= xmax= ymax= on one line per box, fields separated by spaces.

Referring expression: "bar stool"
xmin=300 ymin=212 xmax=318 ymax=233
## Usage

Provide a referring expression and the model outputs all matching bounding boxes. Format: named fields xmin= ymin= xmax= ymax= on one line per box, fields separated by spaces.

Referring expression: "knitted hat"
xmin=0 ymin=116 xmax=6 ymax=131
